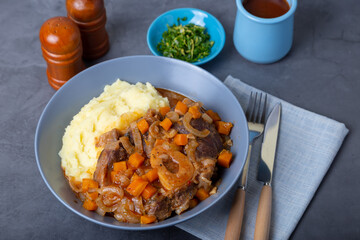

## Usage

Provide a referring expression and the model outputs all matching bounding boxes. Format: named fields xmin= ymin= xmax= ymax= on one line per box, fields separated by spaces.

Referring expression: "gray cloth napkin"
xmin=176 ymin=75 xmax=349 ymax=240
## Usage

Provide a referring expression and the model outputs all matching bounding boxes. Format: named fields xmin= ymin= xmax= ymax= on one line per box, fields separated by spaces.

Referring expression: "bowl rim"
xmin=35 ymin=55 xmax=248 ymax=230
xmin=146 ymin=8 xmax=226 ymax=65
xmin=235 ymin=0 xmax=298 ymax=24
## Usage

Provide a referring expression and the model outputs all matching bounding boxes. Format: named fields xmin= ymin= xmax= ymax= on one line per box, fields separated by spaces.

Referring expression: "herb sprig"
xmin=157 ymin=17 xmax=214 ymax=63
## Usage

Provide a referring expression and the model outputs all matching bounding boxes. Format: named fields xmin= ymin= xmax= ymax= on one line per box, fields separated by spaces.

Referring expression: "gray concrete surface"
xmin=1 ymin=0 xmax=359 ymax=239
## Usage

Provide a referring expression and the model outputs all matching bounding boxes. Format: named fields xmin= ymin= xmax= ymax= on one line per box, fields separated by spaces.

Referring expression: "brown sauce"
xmin=243 ymin=0 xmax=290 ymax=18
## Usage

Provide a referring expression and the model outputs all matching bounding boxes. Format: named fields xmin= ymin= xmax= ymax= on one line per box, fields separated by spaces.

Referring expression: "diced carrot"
xmin=189 ymin=198 xmax=199 ymax=208
xmin=83 ymin=199 xmax=97 ymax=211
xmin=217 ymin=149 xmax=233 ymax=168
xmin=154 ymin=139 xmax=165 ymax=146
xmin=113 ymin=161 xmax=127 ymax=172
xmin=125 ymin=168 xmax=134 ymax=178
xmin=126 ymin=178 xmax=149 ymax=197
xmin=160 ymin=118 xmax=172 ymax=131
xmin=128 ymin=152 xmax=145 ymax=169
xmin=173 ymin=134 xmax=188 ymax=146
xmin=137 ymin=118 xmax=149 ymax=134
xmin=206 ymin=110 xmax=221 ymax=121
xmin=196 ymin=188 xmax=210 ymax=201
xmin=87 ymin=191 xmax=99 ymax=200
xmin=82 ymin=178 xmax=99 ymax=192
xmin=175 ymin=101 xmax=188 ymax=115
xmin=140 ymin=215 xmax=157 ymax=224
xmin=188 ymin=106 xmax=201 ymax=119
xmin=216 ymin=121 xmax=233 ymax=135
xmin=159 ymin=106 xmax=171 ymax=116
xmin=144 ymin=168 xmax=158 ymax=182
xmin=141 ymin=185 xmax=158 ymax=199
xmin=130 ymin=173 xmax=141 ymax=182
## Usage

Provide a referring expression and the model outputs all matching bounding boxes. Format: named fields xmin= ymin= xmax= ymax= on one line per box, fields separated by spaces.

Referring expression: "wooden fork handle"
xmin=224 ymin=188 xmax=246 ymax=240
xmin=254 ymin=185 xmax=272 ymax=240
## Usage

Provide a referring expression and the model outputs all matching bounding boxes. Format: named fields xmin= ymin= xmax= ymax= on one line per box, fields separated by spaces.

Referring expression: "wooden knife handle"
xmin=254 ymin=185 xmax=272 ymax=240
xmin=224 ymin=188 xmax=246 ymax=240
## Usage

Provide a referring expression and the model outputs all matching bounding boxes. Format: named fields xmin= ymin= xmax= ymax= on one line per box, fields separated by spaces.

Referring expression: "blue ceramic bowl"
xmin=34 ymin=56 xmax=248 ymax=230
xmin=147 ymin=8 xmax=226 ymax=65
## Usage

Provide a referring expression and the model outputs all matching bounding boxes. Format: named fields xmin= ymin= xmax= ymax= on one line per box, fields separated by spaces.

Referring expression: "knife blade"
xmin=254 ymin=103 xmax=281 ymax=240
xmin=258 ymin=103 xmax=281 ymax=184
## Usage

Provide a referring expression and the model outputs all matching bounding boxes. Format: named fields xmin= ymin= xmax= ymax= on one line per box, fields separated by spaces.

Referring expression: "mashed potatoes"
xmin=59 ymin=79 xmax=169 ymax=181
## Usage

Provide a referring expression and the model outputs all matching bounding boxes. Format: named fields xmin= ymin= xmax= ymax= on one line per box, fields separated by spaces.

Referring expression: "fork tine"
xmin=246 ymin=92 xmax=256 ymax=122
xmin=245 ymin=92 xmax=253 ymax=120
xmin=251 ymin=92 xmax=258 ymax=122
xmin=260 ymin=94 xmax=267 ymax=124
xmin=255 ymin=93 xmax=263 ymax=123
xmin=246 ymin=92 xmax=267 ymax=124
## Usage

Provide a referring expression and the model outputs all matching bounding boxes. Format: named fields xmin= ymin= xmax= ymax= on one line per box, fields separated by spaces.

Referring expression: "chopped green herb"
xmin=157 ymin=17 xmax=214 ymax=63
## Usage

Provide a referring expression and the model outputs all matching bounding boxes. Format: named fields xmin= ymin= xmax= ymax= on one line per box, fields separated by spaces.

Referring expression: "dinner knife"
xmin=254 ymin=103 xmax=281 ymax=240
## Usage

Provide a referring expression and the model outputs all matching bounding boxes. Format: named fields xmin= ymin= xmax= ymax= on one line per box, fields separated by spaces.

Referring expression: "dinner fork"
xmin=225 ymin=92 xmax=267 ymax=240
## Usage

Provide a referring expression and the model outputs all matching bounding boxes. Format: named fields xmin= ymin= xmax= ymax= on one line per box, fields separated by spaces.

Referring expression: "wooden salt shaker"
xmin=39 ymin=17 xmax=85 ymax=90
xmin=66 ymin=0 xmax=110 ymax=60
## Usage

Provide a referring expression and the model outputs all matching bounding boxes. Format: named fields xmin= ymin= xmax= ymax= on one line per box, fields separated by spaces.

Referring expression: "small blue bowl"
xmin=147 ymin=8 xmax=226 ymax=65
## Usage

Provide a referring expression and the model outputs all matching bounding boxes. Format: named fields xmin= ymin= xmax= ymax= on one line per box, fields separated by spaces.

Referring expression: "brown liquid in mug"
xmin=243 ymin=0 xmax=290 ymax=18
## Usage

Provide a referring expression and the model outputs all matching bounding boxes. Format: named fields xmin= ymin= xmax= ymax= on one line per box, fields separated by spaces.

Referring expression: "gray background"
xmin=1 ymin=0 xmax=359 ymax=239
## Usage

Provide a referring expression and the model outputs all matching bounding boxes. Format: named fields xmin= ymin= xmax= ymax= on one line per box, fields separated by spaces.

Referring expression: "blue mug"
xmin=233 ymin=0 xmax=297 ymax=64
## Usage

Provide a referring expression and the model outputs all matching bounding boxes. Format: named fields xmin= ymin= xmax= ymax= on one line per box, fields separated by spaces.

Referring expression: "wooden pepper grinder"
xmin=39 ymin=17 xmax=85 ymax=90
xmin=66 ymin=0 xmax=110 ymax=60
